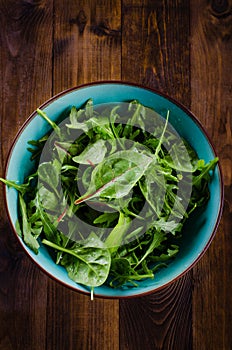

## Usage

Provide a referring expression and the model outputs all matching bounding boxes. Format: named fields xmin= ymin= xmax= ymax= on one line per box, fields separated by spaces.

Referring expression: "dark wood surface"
xmin=0 ymin=1 xmax=231 ymax=349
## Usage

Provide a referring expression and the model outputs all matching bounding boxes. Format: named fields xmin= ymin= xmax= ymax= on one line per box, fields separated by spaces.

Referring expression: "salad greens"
xmin=0 ymin=100 xmax=218 ymax=294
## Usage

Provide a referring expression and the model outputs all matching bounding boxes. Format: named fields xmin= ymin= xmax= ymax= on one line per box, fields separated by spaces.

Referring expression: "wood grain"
xmin=120 ymin=276 xmax=193 ymax=350
xmin=53 ymin=0 xmax=121 ymax=93
xmin=0 ymin=1 xmax=231 ymax=349
xmin=0 ymin=1 xmax=53 ymax=349
xmin=191 ymin=1 xmax=232 ymax=349
xmin=0 ymin=0 xmax=53 ymax=162
xmin=122 ymin=0 xmax=190 ymax=106
xmin=45 ymin=280 xmax=119 ymax=350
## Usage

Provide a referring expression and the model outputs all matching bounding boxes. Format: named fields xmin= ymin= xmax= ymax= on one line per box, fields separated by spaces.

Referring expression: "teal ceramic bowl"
xmin=4 ymin=82 xmax=223 ymax=298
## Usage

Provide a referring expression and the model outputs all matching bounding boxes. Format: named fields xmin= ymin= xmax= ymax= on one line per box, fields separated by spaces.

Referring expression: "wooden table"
xmin=0 ymin=1 xmax=231 ymax=349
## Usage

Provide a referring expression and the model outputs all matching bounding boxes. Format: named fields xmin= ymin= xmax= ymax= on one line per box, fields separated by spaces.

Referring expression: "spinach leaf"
xmin=42 ymin=233 xmax=111 ymax=287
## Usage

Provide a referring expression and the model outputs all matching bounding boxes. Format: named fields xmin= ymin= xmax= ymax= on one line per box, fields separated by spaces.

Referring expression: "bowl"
xmin=3 ymin=82 xmax=224 ymax=298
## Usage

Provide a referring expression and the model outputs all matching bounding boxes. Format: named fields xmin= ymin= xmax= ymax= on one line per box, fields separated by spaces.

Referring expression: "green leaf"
xmin=154 ymin=110 xmax=170 ymax=158
xmin=38 ymin=161 xmax=60 ymax=196
xmin=87 ymin=116 xmax=115 ymax=139
xmin=27 ymin=135 xmax=49 ymax=160
xmin=85 ymin=99 xmax=94 ymax=118
xmin=65 ymin=106 xmax=89 ymax=132
xmin=35 ymin=193 xmax=61 ymax=244
xmin=37 ymin=108 xmax=61 ymax=138
xmin=73 ymin=139 xmax=107 ymax=165
xmin=42 ymin=233 xmax=111 ymax=287
xmin=38 ymin=185 xmax=59 ymax=212
xmin=162 ymin=141 xmax=196 ymax=172
xmin=19 ymin=194 xmax=40 ymax=254
xmin=105 ymin=212 xmax=131 ymax=252
xmin=139 ymin=162 xmax=166 ymax=216
xmin=150 ymin=245 xmax=179 ymax=262
xmin=109 ymin=258 xmax=154 ymax=288
xmin=135 ymin=231 xmax=166 ymax=268
xmin=129 ymin=100 xmax=146 ymax=131
xmin=0 ymin=178 xmax=29 ymax=196
xmin=93 ymin=212 xmax=119 ymax=225
xmin=15 ymin=219 xmax=22 ymax=237
xmin=153 ymin=218 xmax=183 ymax=234
xmin=193 ymin=158 xmax=218 ymax=187
xmin=74 ymin=150 xmax=153 ymax=205
xmin=0 ymin=172 xmax=37 ymax=196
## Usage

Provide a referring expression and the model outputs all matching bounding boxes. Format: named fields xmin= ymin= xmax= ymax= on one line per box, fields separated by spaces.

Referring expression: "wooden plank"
xmin=45 ymin=280 xmax=119 ymax=350
xmin=0 ymin=1 xmax=53 ymax=349
xmin=120 ymin=277 xmax=192 ymax=350
xmin=120 ymin=1 xmax=192 ymax=349
xmin=122 ymin=0 xmax=190 ymax=106
xmin=53 ymin=0 xmax=121 ymax=93
xmin=46 ymin=1 xmax=122 ymax=349
xmin=190 ymin=1 xmax=232 ymax=349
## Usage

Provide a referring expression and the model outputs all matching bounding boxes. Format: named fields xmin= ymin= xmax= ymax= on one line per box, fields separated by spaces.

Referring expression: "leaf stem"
xmin=154 ymin=110 xmax=170 ymax=158
xmin=37 ymin=108 xmax=61 ymax=138
xmin=42 ymin=239 xmax=98 ymax=274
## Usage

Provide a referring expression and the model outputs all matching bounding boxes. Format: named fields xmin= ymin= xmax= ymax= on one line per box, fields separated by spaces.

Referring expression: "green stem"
xmin=37 ymin=108 xmax=61 ymax=138
xmin=42 ymin=239 xmax=97 ymax=274
xmin=154 ymin=110 xmax=170 ymax=158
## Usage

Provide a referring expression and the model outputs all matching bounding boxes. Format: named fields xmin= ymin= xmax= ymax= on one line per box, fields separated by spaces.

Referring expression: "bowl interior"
xmin=5 ymin=83 xmax=223 ymax=298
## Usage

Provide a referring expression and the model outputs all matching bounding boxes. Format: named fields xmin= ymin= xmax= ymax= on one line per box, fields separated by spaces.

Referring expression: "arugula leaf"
xmin=153 ymin=218 xmax=183 ymax=234
xmin=139 ymin=162 xmax=166 ymax=216
xmin=154 ymin=110 xmax=170 ymax=158
xmin=38 ymin=161 xmax=59 ymax=187
xmin=65 ymin=106 xmax=89 ymax=132
xmin=87 ymin=116 xmax=115 ymax=139
xmin=37 ymin=108 xmax=61 ymax=138
xmin=85 ymin=98 xmax=94 ymax=118
xmin=27 ymin=135 xmax=49 ymax=160
xmin=162 ymin=141 xmax=195 ymax=172
xmin=0 ymin=172 xmax=37 ymax=196
xmin=109 ymin=258 xmax=154 ymax=288
xmin=193 ymin=158 xmax=218 ymax=187
xmin=19 ymin=194 xmax=40 ymax=254
xmin=149 ymin=245 xmax=179 ymax=262
xmin=135 ymin=231 xmax=166 ymax=268
xmin=129 ymin=100 xmax=146 ymax=131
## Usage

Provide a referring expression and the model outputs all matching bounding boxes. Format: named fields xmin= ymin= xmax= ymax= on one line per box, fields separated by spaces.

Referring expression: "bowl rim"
xmin=3 ymin=80 xmax=224 ymax=299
